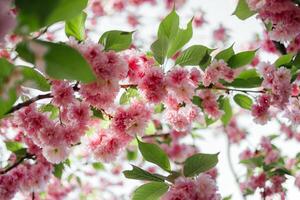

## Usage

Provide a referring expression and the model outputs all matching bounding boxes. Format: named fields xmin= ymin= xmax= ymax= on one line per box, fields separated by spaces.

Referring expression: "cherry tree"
xmin=0 ymin=0 xmax=300 ymax=199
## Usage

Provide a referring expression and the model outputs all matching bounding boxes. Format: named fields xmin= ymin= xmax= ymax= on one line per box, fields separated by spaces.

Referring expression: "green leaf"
xmin=219 ymin=97 xmax=232 ymax=126
xmin=132 ymin=182 xmax=169 ymax=200
xmin=293 ymin=53 xmax=300 ymax=68
xmin=151 ymin=10 xmax=193 ymax=63
xmin=16 ymin=0 xmax=88 ymax=33
xmin=233 ymin=0 xmax=256 ymax=20
xmin=158 ymin=10 xmax=179 ymax=41
xmin=150 ymin=37 xmax=169 ymax=64
xmin=120 ymin=87 xmax=140 ymax=105
xmin=274 ymin=53 xmax=294 ymax=68
xmin=234 ymin=94 xmax=253 ymax=110
xmin=228 ymin=50 xmax=256 ymax=68
xmin=175 ymin=45 xmax=209 ymax=66
xmin=167 ymin=19 xmax=193 ymax=58
xmin=91 ymin=107 xmax=104 ymax=119
xmin=215 ymin=44 xmax=235 ymax=62
xmin=225 ymin=69 xmax=262 ymax=88
xmin=223 ymin=195 xmax=232 ymax=200
xmin=53 ymin=163 xmax=64 ymax=179
xmin=0 ymin=59 xmax=18 ymax=118
xmin=137 ymin=139 xmax=171 ymax=171
xmin=123 ymin=165 xmax=165 ymax=182
xmin=20 ymin=66 xmax=50 ymax=91
xmin=154 ymin=103 xmax=165 ymax=113
xmin=92 ymin=162 xmax=105 ymax=170
xmin=65 ymin=12 xmax=87 ymax=41
xmin=240 ymin=156 xmax=264 ymax=167
xmin=183 ymin=153 xmax=219 ymax=177
xmin=99 ymin=30 xmax=133 ymax=52
xmin=5 ymin=141 xmax=24 ymax=152
xmin=199 ymin=51 xmax=212 ymax=70
xmin=16 ymin=40 xmax=96 ymax=83
xmin=192 ymin=96 xmax=203 ymax=109
xmin=127 ymin=149 xmax=138 ymax=161
xmin=40 ymin=104 xmax=59 ymax=119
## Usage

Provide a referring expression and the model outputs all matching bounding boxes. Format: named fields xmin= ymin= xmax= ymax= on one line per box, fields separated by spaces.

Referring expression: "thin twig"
xmin=142 ymin=133 xmax=170 ymax=139
xmin=6 ymin=93 xmax=53 ymax=114
xmin=226 ymin=136 xmax=247 ymax=200
xmin=0 ymin=153 xmax=34 ymax=175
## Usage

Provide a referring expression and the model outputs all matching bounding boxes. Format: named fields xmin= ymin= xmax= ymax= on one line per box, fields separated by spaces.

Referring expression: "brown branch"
xmin=142 ymin=133 xmax=170 ymax=139
xmin=6 ymin=84 xmax=80 ymax=115
xmin=0 ymin=153 xmax=35 ymax=175
xmin=6 ymin=93 xmax=53 ymax=114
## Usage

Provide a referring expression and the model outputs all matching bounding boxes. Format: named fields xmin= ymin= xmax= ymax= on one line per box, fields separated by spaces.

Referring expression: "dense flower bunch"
xmin=239 ymin=136 xmax=289 ymax=199
xmin=1 ymin=0 xmax=300 ymax=199
xmin=246 ymin=0 xmax=300 ymax=42
xmin=162 ymin=175 xmax=221 ymax=200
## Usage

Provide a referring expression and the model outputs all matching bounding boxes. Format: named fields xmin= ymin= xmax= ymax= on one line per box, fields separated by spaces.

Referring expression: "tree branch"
xmin=226 ymin=136 xmax=247 ymax=200
xmin=0 ymin=153 xmax=35 ymax=175
xmin=142 ymin=133 xmax=170 ymax=139
xmin=6 ymin=93 xmax=53 ymax=114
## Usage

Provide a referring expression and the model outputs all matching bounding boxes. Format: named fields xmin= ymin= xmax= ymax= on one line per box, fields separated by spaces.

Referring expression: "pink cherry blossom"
xmin=88 ymin=129 xmax=131 ymax=162
xmin=138 ymin=66 xmax=167 ymax=103
xmin=51 ymin=80 xmax=75 ymax=107
xmin=42 ymin=145 xmax=70 ymax=164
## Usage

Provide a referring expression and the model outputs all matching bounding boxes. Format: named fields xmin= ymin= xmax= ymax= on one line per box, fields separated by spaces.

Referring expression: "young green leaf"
xmin=16 ymin=0 xmax=88 ymax=33
xmin=166 ymin=19 xmax=193 ymax=58
xmin=123 ymin=165 xmax=165 ymax=182
xmin=150 ymin=37 xmax=169 ymax=64
xmin=5 ymin=141 xmax=24 ymax=152
xmin=233 ymin=0 xmax=256 ymax=20
xmin=158 ymin=10 xmax=179 ymax=41
xmin=99 ymin=30 xmax=133 ymax=52
xmin=225 ymin=69 xmax=262 ymax=88
xmin=183 ymin=153 xmax=219 ymax=177
xmin=92 ymin=162 xmax=105 ymax=170
xmin=120 ymin=87 xmax=140 ymax=105
xmin=0 ymin=59 xmax=18 ymax=118
xmin=220 ymin=97 xmax=232 ymax=126
xmin=234 ymin=94 xmax=253 ymax=110
xmin=215 ymin=44 xmax=235 ymax=62
xmin=16 ymin=40 xmax=96 ymax=83
xmin=65 ymin=12 xmax=87 ymax=41
xmin=274 ymin=53 xmax=294 ymax=68
xmin=175 ymin=45 xmax=209 ymax=66
xmin=53 ymin=163 xmax=64 ymax=179
xmin=228 ymin=50 xmax=256 ymax=68
xmin=137 ymin=139 xmax=171 ymax=171
xmin=132 ymin=182 xmax=169 ymax=200
xmin=20 ymin=66 xmax=50 ymax=91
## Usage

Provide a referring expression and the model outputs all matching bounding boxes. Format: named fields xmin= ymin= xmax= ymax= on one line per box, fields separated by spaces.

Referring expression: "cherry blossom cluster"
xmin=0 ymin=133 xmax=53 ymax=200
xmin=87 ymin=100 xmax=151 ymax=162
xmin=238 ymin=136 xmax=290 ymax=199
xmin=162 ymin=175 xmax=221 ymax=200
xmin=14 ymin=80 xmax=90 ymax=164
xmin=252 ymin=62 xmax=292 ymax=124
xmin=246 ymin=0 xmax=300 ymax=42
xmin=72 ymin=41 xmax=128 ymax=110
